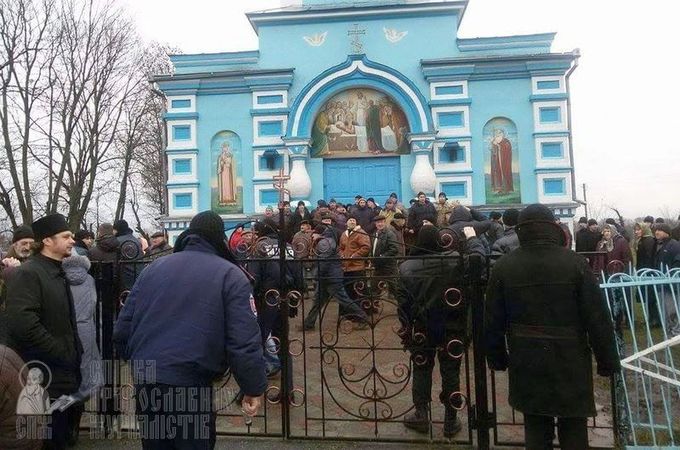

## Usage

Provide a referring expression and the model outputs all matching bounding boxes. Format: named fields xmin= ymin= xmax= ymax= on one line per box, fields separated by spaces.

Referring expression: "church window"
xmin=438 ymin=112 xmax=464 ymax=128
xmin=258 ymin=120 xmax=283 ymax=137
xmin=173 ymin=159 xmax=192 ymax=174
xmin=442 ymin=181 xmax=467 ymax=198
xmin=257 ymin=95 xmax=284 ymax=105
xmin=541 ymin=142 xmax=563 ymax=159
xmin=173 ymin=193 xmax=192 ymax=209
xmin=537 ymin=80 xmax=560 ymax=90
xmin=172 ymin=125 xmax=191 ymax=141
xmin=260 ymin=189 xmax=279 ymax=205
xmin=539 ymin=107 xmax=561 ymax=123
xmin=435 ymin=85 xmax=464 ymax=96
xmin=171 ymin=99 xmax=191 ymax=109
xmin=543 ymin=178 xmax=566 ymax=195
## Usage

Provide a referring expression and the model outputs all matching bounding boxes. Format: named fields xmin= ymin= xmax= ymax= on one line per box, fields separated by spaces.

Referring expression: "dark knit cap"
xmin=490 ymin=211 xmax=502 ymax=220
xmin=587 ymin=219 xmax=598 ymax=226
xmin=655 ymin=223 xmax=672 ymax=235
xmin=174 ymin=211 xmax=232 ymax=261
xmin=518 ymin=204 xmax=556 ymax=226
xmin=12 ymin=225 xmax=34 ymax=243
xmin=605 ymin=218 xmax=616 ymax=225
xmin=367 ymin=197 xmax=375 ymax=203
xmin=113 ymin=219 xmax=131 ymax=235
xmin=75 ymin=229 xmax=94 ymax=241
xmin=317 ymin=200 xmax=327 ymax=207
xmin=502 ymin=209 xmax=520 ymax=227
xmin=644 ymin=215 xmax=654 ymax=223
xmin=32 ymin=214 xmax=70 ymax=242
xmin=655 ymin=218 xmax=665 ymax=224
xmin=578 ymin=217 xmax=588 ymax=224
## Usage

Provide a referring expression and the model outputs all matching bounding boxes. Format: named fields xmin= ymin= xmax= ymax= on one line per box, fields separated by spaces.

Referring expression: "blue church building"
xmin=154 ymin=0 xmax=580 ymax=241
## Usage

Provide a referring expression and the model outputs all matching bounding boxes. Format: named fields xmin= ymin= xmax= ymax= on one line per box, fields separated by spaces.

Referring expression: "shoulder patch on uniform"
xmin=249 ymin=294 xmax=257 ymax=317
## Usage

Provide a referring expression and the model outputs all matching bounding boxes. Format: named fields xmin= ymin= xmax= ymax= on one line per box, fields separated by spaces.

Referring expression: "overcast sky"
xmin=126 ymin=0 xmax=680 ymax=221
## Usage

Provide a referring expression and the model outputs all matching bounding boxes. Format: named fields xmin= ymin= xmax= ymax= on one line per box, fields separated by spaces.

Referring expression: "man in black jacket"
xmin=407 ymin=192 xmax=437 ymax=236
xmin=4 ymin=213 xmax=83 ymax=450
xmin=485 ymin=204 xmax=619 ymax=450
xmin=398 ymin=225 xmax=484 ymax=437
xmin=575 ymin=219 xmax=601 ymax=253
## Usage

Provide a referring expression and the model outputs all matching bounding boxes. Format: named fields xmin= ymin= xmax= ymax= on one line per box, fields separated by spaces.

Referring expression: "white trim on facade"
xmin=432 ymin=105 xmax=470 ymax=137
xmin=537 ymin=171 xmax=572 ymax=204
xmin=429 ymin=81 xmax=468 ymax=100
xmin=435 ymin=175 xmax=473 ymax=205
xmin=253 ymin=115 xmax=288 ymax=146
xmin=167 ymin=120 xmax=197 ymax=150
xmin=166 ymin=95 xmax=196 ymax=113
xmin=534 ymin=136 xmax=571 ymax=169
xmin=168 ymin=186 xmax=199 ymax=217
xmin=433 ymin=140 xmax=472 ymax=172
xmin=252 ymin=90 xmax=288 ymax=109
xmin=291 ymin=59 xmax=429 ymax=136
xmin=253 ymin=182 xmax=289 ymax=213
xmin=533 ymin=100 xmax=568 ymax=133
xmin=168 ymin=153 xmax=199 ymax=184
xmin=252 ymin=148 xmax=290 ymax=180
xmin=531 ymin=76 xmax=566 ymax=95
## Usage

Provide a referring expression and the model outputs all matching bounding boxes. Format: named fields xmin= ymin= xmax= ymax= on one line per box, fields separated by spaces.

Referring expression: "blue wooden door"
xmin=323 ymin=158 xmax=400 ymax=205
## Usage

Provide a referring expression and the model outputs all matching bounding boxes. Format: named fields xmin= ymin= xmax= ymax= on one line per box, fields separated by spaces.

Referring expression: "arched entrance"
xmin=285 ymin=55 xmax=435 ymax=202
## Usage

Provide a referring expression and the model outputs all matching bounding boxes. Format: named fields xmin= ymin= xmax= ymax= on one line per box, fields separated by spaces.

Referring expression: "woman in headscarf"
xmin=596 ymin=224 xmax=632 ymax=274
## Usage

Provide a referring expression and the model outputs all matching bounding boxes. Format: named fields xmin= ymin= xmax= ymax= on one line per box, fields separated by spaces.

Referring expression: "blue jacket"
xmin=112 ymin=235 xmax=267 ymax=395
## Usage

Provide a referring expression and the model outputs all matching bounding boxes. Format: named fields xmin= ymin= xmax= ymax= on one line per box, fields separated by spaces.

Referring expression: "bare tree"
xmin=0 ymin=0 xmax=54 ymax=227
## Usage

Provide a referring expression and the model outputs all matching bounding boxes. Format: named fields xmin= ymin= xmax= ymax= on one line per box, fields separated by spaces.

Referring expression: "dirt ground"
xmin=84 ymin=296 xmax=615 ymax=448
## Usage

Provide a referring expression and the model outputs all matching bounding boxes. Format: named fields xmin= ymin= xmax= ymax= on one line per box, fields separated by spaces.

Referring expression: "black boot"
xmin=443 ymin=408 xmax=462 ymax=438
xmin=403 ymin=404 xmax=429 ymax=433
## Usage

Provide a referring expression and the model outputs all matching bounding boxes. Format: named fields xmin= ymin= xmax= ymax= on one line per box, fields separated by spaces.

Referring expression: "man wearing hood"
xmin=398 ymin=224 xmax=484 ymax=438
xmin=89 ymin=223 xmax=119 ymax=262
xmin=4 ymin=214 xmax=83 ymax=449
xmin=62 ymin=254 xmax=103 ymax=446
xmin=353 ymin=198 xmax=377 ymax=235
xmin=485 ymin=204 xmax=619 ymax=449
xmin=113 ymin=211 xmax=266 ymax=449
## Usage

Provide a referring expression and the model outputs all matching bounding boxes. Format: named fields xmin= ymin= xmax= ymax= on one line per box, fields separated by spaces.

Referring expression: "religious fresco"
xmin=483 ymin=117 xmax=521 ymax=205
xmin=210 ymin=131 xmax=243 ymax=214
xmin=311 ymin=88 xmax=410 ymax=158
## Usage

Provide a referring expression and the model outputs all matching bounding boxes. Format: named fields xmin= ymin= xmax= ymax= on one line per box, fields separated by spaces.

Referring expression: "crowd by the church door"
xmin=0 ymin=198 xmax=679 ymax=450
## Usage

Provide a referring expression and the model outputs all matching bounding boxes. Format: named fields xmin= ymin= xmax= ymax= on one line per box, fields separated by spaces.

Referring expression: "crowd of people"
xmin=0 ymin=196 xmax=679 ymax=449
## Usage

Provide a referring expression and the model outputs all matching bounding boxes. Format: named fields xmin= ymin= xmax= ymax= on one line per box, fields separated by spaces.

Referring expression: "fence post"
xmin=278 ymin=205 xmax=291 ymax=439
xmin=469 ymin=254 xmax=491 ymax=450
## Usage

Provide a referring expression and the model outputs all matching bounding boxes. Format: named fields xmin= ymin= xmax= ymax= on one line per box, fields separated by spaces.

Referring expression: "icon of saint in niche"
xmin=218 ymin=142 xmax=236 ymax=205
xmin=490 ymin=128 xmax=514 ymax=194
xmin=16 ymin=367 xmax=50 ymax=415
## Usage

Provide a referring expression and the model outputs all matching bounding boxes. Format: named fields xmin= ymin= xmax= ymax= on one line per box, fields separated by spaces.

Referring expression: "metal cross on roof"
xmin=348 ymin=23 xmax=366 ymax=54
xmin=272 ymin=168 xmax=290 ymax=203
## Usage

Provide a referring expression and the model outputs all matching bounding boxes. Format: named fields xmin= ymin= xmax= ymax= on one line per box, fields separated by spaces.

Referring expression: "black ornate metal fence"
xmin=84 ymin=243 xmax=617 ymax=449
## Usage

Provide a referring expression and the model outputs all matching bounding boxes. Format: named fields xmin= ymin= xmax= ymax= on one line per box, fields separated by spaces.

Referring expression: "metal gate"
xmin=85 ymin=239 xmax=619 ymax=448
